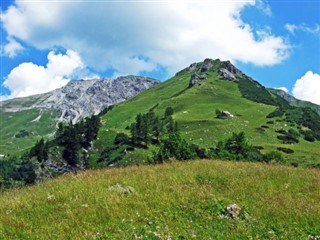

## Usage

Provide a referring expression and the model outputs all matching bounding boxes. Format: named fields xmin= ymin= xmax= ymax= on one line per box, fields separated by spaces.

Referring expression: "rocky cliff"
xmin=0 ymin=76 xmax=159 ymax=122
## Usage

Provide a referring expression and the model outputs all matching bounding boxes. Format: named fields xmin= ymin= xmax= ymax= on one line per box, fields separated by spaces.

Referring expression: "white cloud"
xmin=3 ymin=50 xmax=84 ymax=98
xmin=276 ymin=87 xmax=288 ymax=93
xmin=292 ymin=71 xmax=320 ymax=105
xmin=256 ymin=0 xmax=272 ymax=16
xmin=285 ymin=24 xmax=298 ymax=34
xmin=1 ymin=37 xmax=24 ymax=58
xmin=285 ymin=23 xmax=320 ymax=35
xmin=1 ymin=1 xmax=290 ymax=78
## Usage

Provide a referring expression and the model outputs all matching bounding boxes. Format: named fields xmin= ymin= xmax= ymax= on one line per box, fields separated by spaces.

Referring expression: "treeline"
xmin=0 ymin=115 xmax=101 ymax=189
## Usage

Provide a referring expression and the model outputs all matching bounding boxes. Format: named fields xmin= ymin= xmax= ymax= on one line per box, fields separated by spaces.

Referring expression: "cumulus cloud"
xmin=292 ymin=71 xmax=320 ymax=105
xmin=3 ymin=49 xmax=84 ymax=98
xmin=1 ymin=1 xmax=290 ymax=77
xmin=1 ymin=37 xmax=24 ymax=58
xmin=256 ymin=0 xmax=272 ymax=16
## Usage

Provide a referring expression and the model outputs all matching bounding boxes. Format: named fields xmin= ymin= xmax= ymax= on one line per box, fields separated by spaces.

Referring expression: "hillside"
xmin=92 ymin=59 xmax=320 ymax=167
xmin=1 ymin=58 xmax=320 ymax=188
xmin=0 ymin=76 xmax=158 ymax=155
xmin=0 ymin=160 xmax=319 ymax=239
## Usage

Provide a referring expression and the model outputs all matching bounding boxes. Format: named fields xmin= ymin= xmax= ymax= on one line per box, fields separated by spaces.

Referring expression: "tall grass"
xmin=0 ymin=160 xmax=319 ymax=239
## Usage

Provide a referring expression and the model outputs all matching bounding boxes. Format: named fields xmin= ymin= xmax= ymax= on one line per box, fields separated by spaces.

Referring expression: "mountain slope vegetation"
xmin=1 ymin=58 xmax=320 ymax=188
xmin=92 ymin=59 xmax=320 ymax=168
xmin=0 ymin=76 xmax=158 ymax=155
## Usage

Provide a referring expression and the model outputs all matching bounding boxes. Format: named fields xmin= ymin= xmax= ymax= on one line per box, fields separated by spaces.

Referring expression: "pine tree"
xmin=62 ymin=123 xmax=80 ymax=166
xmin=164 ymin=107 xmax=174 ymax=117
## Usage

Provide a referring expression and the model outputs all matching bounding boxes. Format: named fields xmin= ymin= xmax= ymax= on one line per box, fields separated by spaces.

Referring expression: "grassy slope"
xmin=95 ymin=68 xmax=320 ymax=166
xmin=0 ymin=109 xmax=57 ymax=155
xmin=0 ymin=160 xmax=319 ymax=239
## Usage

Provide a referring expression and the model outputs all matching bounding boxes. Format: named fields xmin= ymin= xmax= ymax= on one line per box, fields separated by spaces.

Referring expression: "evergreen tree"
xmin=167 ymin=116 xmax=175 ymax=133
xmin=55 ymin=122 xmax=65 ymax=145
xmin=114 ymin=132 xmax=129 ymax=145
xmin=224 ymin=131 xmax=251 ymax=157
xmin=130 ymin=122 xmax=139 ymax=145
xmin=62 ymin=122 xmax=80 ymax=166
xmin=30 ymin=138 xmax=49 ymax=162
xmin=164 ymin=107 xmax=174 ymax=117
xmin=154 ymin=133 xmax=197 ymax=163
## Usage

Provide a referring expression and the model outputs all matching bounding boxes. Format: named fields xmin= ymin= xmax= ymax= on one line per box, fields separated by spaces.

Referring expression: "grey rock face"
xmin=200 ymin=59 xmax=214 ymax=72
xmin=1 ymin=76 xmax=159 ymax=123
xmin=219 ymin=68 xmax=237 ymax=81
xmin=221 ymin=60 xmax=241 ymax=75
xmin=187 ymin=63 xmax=197 ymax=72
xmin=189 ymin=73 xmax=207 ymax=87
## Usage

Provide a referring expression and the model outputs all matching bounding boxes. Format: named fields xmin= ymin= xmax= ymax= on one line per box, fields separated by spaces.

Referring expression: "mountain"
xmin=91 ymin=58 xmax=320 ymax=167
xmin=1 ymin=58 xmax=319 ymax=238
xmin=1 ymin=58 xmax=320 ymax=166
xmin=0 ymin=76 xmax=159 ymax=154
xmin=1 ymin=76 xmax=159 ymax=122
xmin=269 ymin=88 xmax=320 ymax=115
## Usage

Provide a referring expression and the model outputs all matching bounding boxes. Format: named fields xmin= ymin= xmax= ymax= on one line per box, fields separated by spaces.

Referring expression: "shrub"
xmin=304 ymin=135 xmax=315 ymax=142
xmin=15 ymin=130 xmax=29 ymax=138
xmin=266 ymin=109 xmax=284 ymax=118
xmin=153 ymin=133 xmax=197 ymax=163
xmin=246 ymin=149 xmax=264 ymax=161
xmin=164 ymin=107 xmax=174 ymax=117
xmin=114 ymin=133 xmax=129 ymax=145
xmin=276 ymin=129 xmax=300 ymax=144
xmin=264 ymin=151 xmax=283 ymax=163
xmin=277 ymin=147 xmax=294 ymax=154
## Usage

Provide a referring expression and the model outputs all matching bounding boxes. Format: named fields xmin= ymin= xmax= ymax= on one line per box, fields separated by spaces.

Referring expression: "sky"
xmin=0 ymin=0 xmax=319 ymax=104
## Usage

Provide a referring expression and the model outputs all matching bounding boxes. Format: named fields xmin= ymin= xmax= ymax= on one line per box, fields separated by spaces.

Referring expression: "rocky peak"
xmin=221 ymin=60 xmax=241 ymax=75
xmin=1 ymin=76 xmax=160 ymax=123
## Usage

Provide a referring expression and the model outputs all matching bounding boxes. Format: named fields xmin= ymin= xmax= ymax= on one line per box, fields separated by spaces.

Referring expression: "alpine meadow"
xmin=1 ymin=1 xmax=320 ymax=239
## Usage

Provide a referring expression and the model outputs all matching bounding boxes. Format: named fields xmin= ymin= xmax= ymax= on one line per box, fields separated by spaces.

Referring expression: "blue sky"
xmin=1 ymin=0 xmax=319 ymax=104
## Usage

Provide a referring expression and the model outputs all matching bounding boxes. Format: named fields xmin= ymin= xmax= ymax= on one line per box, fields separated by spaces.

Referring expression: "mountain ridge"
xmin=0 ymin=75 xmax=159 ymax=123
xmin=0 ymin=75 xmax=159 ymax=154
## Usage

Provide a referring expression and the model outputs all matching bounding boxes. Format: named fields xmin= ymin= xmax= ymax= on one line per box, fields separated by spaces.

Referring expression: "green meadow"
xmin=0 ymin=160 xmax=319 ymax=239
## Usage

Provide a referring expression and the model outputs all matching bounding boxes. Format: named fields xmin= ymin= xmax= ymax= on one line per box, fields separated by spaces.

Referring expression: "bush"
xmin=276 ymin=129 xmax=300 ymax=144
xmin=153 ymin=133 xmax=197 ymax=163
xmin=164 ymin=107 xmax=174 ymax=117
xmin=304 ymin=135 xmax=315 ymax=142
xmin=277 ymin=147 xmax=294 ymax=154
xmin=276 ymin=129 xmax=286 ymax=134
xmin=264 ymin=151 xmax=283 ymax=163
xmin=114 ymin=133 xmax=129 ymax=145
xmin=246 ymin=149 xmax=264 ymax=162
xmin=267 ymin=109 xmax=284 ymax=118
xmin=15 ymin=130 xmax=29 ymax=138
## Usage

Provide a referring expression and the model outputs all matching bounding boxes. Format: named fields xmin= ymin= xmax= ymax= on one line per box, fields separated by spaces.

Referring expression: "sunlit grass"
xmin=0 ymin=160 xmax=319 ymax=239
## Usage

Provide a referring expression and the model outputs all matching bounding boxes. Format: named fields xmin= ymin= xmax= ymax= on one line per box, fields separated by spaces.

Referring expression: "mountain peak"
xmin=176 ymin=58 xmax=241 ymax=78
xmin=0 ymin=75 xmax=159 ymax=123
